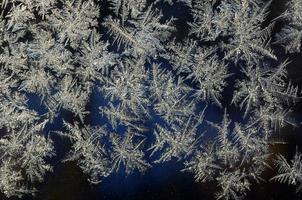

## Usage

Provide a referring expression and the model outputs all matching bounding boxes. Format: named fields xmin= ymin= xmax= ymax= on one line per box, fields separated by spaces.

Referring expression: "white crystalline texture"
xmin=0 ymin=0 xmax=301 ymax=199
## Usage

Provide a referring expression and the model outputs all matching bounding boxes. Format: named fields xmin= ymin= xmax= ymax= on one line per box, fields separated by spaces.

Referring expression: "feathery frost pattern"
xmin=0 ymin=0 xmax=301 ymax=199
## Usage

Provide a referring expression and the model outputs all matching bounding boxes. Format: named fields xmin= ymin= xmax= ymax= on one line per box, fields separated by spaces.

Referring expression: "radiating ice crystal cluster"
xmin=0 ymin=0 xmax=301 ymax=199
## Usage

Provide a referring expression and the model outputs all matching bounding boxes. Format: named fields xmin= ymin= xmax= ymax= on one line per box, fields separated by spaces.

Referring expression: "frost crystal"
xmin=271 ymin=150 xmax=302 ymax=192
xmin=0 ymin=0 xmax=301 ymax=199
